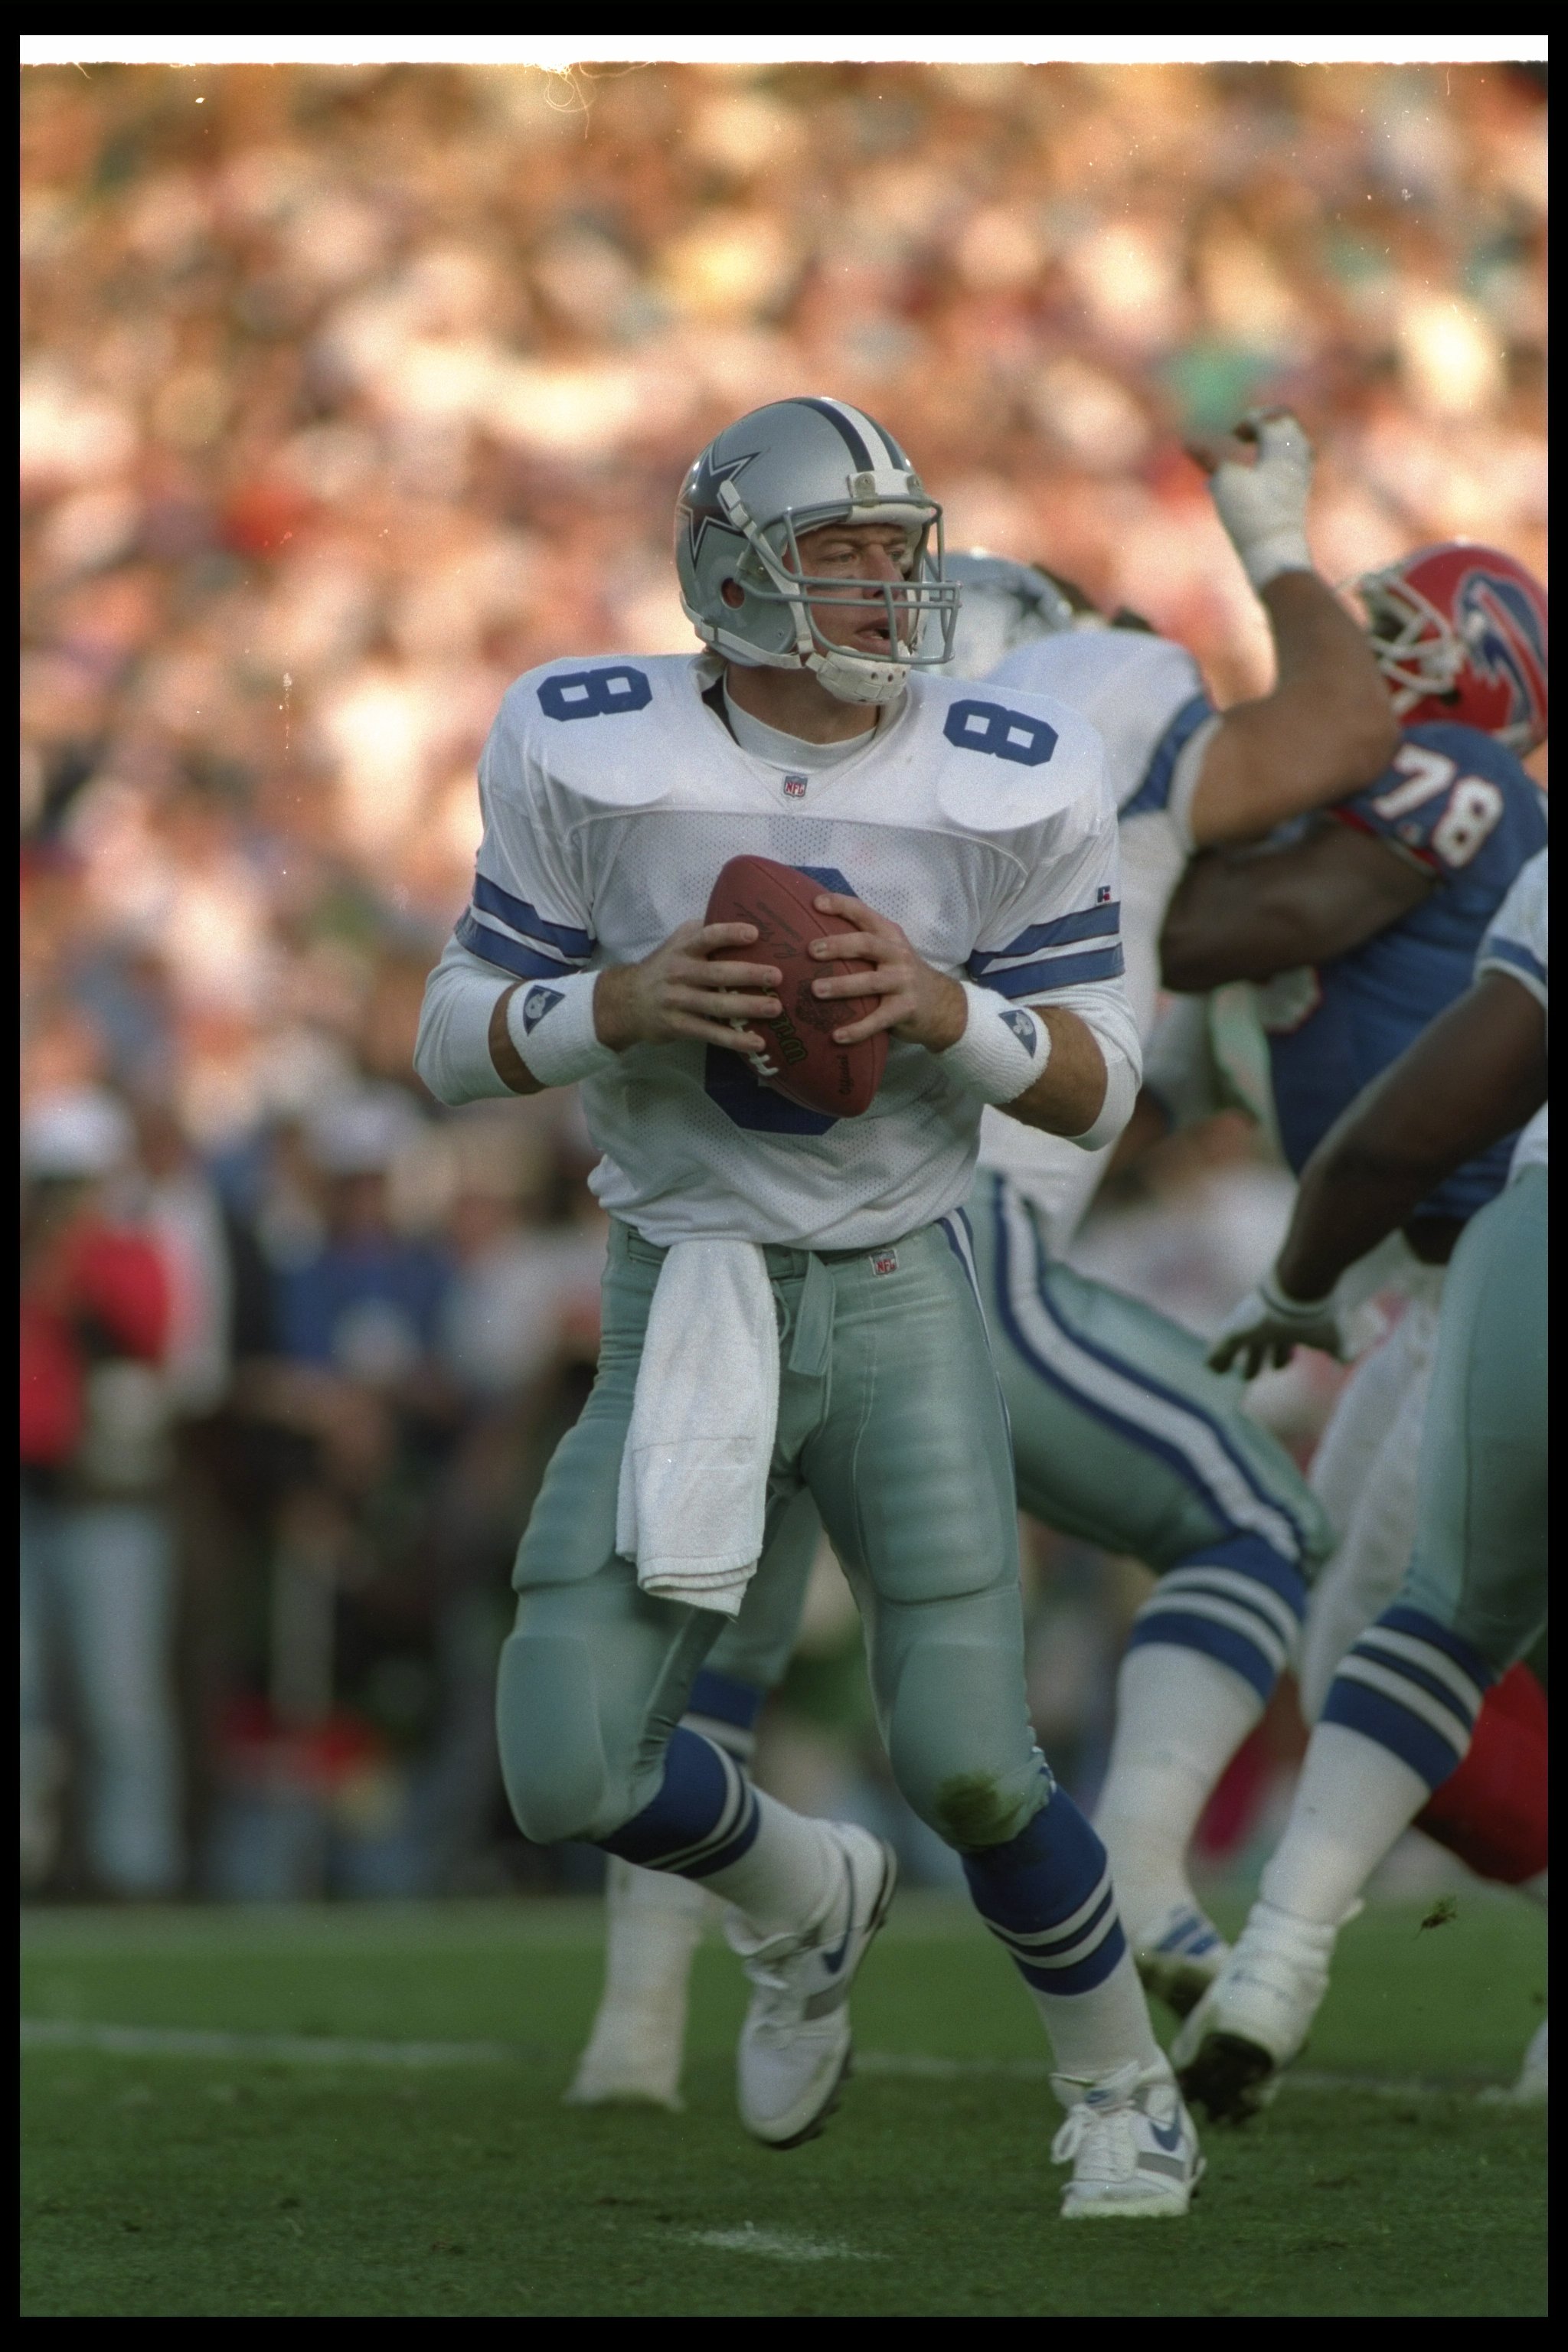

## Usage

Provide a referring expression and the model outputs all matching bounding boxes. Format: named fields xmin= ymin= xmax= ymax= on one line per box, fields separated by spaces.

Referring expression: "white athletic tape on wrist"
xmin=1208 ymin=413 xmax=1314 ymax=593
xmin=942 ymin=982 xmax=1050 ymax=1105
xmin=505 ymin=969 xmax=617 ymax=1089
xmin=1259 ymin=1267 xmax=1338 ymax=1322
xmin=1236 ymin=530 xmax=1314 ymax=593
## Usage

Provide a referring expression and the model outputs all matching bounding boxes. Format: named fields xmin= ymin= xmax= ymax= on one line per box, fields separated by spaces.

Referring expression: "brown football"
xmin=704 ymin=855 xmax=889 ymax=1119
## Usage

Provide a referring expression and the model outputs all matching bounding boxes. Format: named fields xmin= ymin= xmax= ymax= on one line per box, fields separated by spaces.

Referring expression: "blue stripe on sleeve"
xmin=455 ymin=910 xmax=579 ymax=982
xmin=1120 ymin=692 xmax=1214 ymax=820
xmin=969 ymin=902 xmax=1121 ymax=970
xmin=472 ymin=873 xmax=594 ymax=958
xmin=969 ymin=942 xmax=1126 ymax=998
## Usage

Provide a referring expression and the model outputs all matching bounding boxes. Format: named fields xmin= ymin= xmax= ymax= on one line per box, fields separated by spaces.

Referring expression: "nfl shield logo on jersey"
xmin=782 ymin=774 xmax=808 ymax=799
xmin=521 ymin=985 xmax=564 ymax=1032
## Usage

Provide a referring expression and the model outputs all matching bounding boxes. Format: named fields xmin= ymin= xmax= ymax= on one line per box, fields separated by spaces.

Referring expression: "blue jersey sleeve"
xmin=1266 ymin=724 xmax=1547 ymax=1223
xmin=1332 ymin=724 xmax=1545 ymax=886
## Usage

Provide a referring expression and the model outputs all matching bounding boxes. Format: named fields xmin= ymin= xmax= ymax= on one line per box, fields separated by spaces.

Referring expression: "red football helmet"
xmin=1355 ymin=541 xmax=1547 ymax=754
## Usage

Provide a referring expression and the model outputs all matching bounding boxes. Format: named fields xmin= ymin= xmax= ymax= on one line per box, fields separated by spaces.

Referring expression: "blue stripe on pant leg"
xmin=961 ymin=1782 xmax=1128 ymax=1995
xmin=599 ymin=1726 xmax=760 ymax=1877
xmin=986 ymin=1178 xmax=1315 ymax=1565
xmin=1019 ymin=1209 xmax=1313 ymax=1562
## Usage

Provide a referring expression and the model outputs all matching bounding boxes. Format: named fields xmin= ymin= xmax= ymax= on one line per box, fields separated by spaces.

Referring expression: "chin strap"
xmin=807 ymin=647 xmax=910 ymax=706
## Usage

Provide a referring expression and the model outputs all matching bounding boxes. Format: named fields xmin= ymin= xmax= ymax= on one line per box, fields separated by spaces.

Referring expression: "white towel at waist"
xmin=615 ymin=1237 xmax=780 ymax=1618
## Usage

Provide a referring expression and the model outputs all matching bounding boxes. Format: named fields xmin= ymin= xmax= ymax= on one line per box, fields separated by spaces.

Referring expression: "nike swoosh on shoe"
xmin=818 ymin=1855 xmax=856 ymax=1974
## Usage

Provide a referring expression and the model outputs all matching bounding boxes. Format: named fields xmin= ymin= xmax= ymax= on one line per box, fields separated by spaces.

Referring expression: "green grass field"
xmin=21 ymin=1890 xmax=1546 ymax=2317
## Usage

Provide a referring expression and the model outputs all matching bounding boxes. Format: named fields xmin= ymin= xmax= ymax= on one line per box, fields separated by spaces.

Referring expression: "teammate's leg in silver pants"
xmin=1298 ymin=1298 xmax=1439 ymax=1721
xmin=1401 ymin=1166 xmax=1547 ymax=1668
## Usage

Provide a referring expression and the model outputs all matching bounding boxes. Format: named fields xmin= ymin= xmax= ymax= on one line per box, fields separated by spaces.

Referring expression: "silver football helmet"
xmin=675 ymin=397 xmax=959 ymax=705
xmin=941 ymin=552 xmax=1076 ymax=681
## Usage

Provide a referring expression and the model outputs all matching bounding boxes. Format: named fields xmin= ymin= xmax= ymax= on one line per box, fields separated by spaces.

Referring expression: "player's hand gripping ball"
xmin=705 ymin=856 xmax=889 ymax=1116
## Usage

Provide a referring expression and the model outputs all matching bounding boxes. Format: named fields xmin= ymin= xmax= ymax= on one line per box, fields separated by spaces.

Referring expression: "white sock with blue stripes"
xmin=1259 ymin=1723 xmax=1429 ymax=1928
xmin=1093 ymin=1645 xmax=1263 ymax=1938
xmin=700 ymin=1790 xmax=838 ymax=1941
xmin=1032 ymin=1947 xmax=1165 ymax=2083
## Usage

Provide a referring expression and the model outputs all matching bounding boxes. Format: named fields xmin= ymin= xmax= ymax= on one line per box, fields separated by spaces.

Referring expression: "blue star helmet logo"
xmin=679 ymin=448 xmax=757 ymax=566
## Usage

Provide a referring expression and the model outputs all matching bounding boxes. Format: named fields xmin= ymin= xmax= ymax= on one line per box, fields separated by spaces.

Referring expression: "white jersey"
xmin=418 ymin=651 xmax=1135 ymax=1250
xmin=1477 ymin=846 xmax=1548 ymax=1181
xmin=972 ymin=629 xmax=1218 ymax=1249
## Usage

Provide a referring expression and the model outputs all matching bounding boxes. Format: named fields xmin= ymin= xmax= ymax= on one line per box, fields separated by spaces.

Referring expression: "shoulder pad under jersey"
xmin=495 ymin=653 xmax=713 ymax=809
xmin=987 ymin=630 xmax=1210 ymax=815
xmin=899 ymin=671 xmax=1110 ymax=839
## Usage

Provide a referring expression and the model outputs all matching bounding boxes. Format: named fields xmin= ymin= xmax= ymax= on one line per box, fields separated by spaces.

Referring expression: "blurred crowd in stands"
xmin=20 ymin=59 xmax=1547 ymax=1899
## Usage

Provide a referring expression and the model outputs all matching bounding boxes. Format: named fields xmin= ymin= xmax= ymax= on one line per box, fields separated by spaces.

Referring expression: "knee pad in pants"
xmin=884 ymin=1638 xmax=1045 ymax=1851
xmin=495 ymin=1632 xmax=623 ymax=1847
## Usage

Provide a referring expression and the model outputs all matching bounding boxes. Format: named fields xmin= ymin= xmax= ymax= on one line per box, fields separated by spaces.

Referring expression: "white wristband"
xmin=942 ymin=982 xmax=1050 ymax=1105
xmin=505 ymin=969 xmax=617 ymax=1089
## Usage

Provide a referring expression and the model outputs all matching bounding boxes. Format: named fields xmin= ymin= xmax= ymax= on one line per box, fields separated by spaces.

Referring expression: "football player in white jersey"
xmin=569 ymin=415 xmax=1406 ymax=2108
xmin=1175 ymin=851 xmax=1547 ymax=2118
xmin=416 ymin=397 xmax=1207 ymax=2216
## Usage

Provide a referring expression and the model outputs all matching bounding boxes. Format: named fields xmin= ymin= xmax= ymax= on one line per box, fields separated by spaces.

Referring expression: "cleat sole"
xmin=1178 ymin=2030 xmax=1279 ymax=2125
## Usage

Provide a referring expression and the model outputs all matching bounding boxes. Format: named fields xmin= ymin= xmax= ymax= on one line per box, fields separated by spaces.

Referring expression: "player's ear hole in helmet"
xmin=675 ymin=396 xmax=960 ymax=707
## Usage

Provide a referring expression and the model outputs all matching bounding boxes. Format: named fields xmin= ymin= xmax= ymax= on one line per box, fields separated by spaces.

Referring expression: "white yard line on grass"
xmin=20 ymin=2019 xmax=516 ymax=2068
xmin=676 ymin=2225 xmax=887 ymax=2265
xmin=19 ymin=2018 xmax=1504 ymax=2099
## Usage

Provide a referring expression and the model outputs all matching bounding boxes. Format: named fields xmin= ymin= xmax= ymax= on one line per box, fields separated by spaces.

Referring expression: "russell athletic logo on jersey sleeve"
xmin=455 ymin=872 xmax=596 ymax=985
xmin=965 ymin=900 xmax=1125 ymax=1001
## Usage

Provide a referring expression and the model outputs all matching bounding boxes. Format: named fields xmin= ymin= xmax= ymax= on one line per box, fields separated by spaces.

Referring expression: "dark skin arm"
xmin=1184 ymin=572 xmax=1400 ymax=845
xmin=1274 ymin=972 xmax=1547 ymax=1300
xmin=1160 ymin=817 xmax=1435 ymax=991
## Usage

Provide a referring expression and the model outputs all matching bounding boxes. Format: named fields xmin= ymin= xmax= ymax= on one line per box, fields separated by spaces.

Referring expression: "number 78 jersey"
xmin=445 ymin=651 xmax=1130 ymax=1249
xmin=1265 ymin=720 xmax=1548 ymax=1218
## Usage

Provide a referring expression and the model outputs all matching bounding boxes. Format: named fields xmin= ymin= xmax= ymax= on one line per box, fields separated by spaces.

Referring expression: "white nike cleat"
xmin=1051 ymin=2060 xmax=1204 ymax=2219
xmin=1131 ymin=1897 xmax=1230 ymax=2021
xmin=1508 ymin=2017 xmax=1547 ymax=2105
xmin=1172 ymin=1897 xmax=1339 ymax=2124
xmin=565 ymin=1859 xmax=711 ymax=2111
xmin=730 ymin=1821 xmax=897 ymax=2150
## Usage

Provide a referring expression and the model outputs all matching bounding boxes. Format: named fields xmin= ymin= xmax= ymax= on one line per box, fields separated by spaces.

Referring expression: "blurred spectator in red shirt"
xmin=20 ymin=1087 xmax=184 ymax=1896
